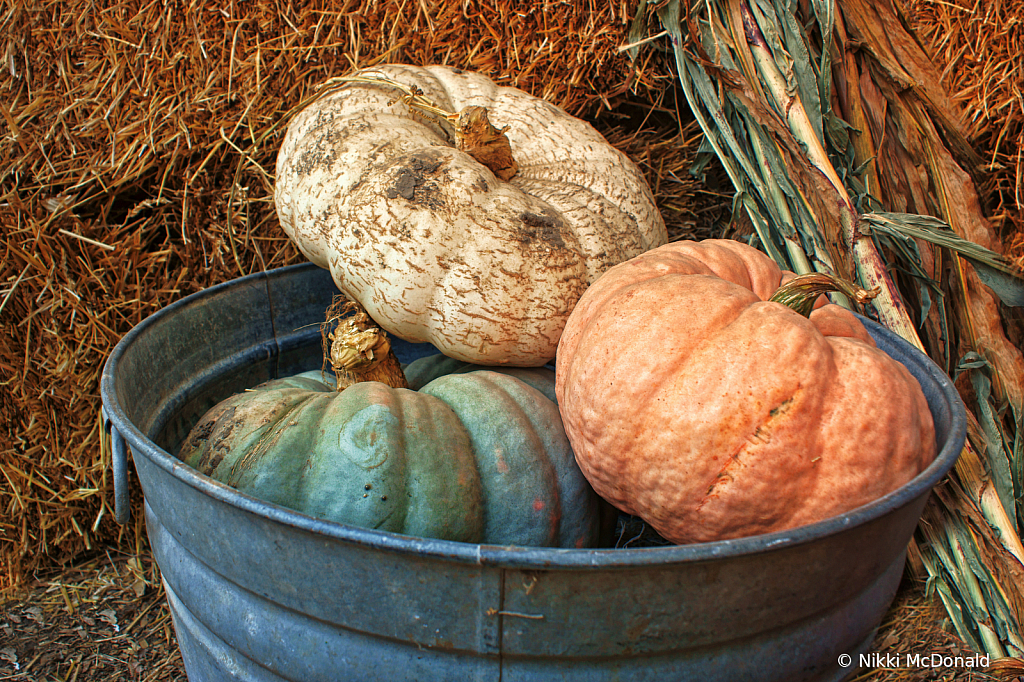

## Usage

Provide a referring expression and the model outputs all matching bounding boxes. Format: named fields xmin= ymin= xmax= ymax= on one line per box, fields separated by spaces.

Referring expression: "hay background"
xmin=1 ymin=0 xmax=1022 ymax=672
xmin=904 ymin=0 xmax=1024 ymax=266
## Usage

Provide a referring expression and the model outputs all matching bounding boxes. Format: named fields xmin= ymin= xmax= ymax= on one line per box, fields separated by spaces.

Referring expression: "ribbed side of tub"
xmin=138 ymin=435 xmax=921 ymax=682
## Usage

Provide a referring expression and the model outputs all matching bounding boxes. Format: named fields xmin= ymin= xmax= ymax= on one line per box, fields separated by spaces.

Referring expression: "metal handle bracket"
xmin=102 ymin=406 xmax=131 ymax=524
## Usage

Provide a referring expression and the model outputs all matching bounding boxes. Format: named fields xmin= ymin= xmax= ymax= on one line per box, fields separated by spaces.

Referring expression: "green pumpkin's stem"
xmin=321 ymin=297 xmax=409 ymax=391
xmin=769 ymin=273 xmax=879 ymax=318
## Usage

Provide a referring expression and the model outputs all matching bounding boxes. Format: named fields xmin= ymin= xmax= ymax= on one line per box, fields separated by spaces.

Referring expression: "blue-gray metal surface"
xmin=100 ymin=263 xmax=966 ymax=682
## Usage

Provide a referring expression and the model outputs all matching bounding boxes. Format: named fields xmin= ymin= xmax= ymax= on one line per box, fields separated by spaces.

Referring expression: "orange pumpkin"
xmin=554 ymin=239 xmax=936 ymax=544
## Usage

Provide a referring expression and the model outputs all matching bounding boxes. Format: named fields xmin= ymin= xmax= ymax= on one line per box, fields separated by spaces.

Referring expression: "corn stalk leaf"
xmin=766 ymin=0 xmax=825 ymax=145
xmin=862 ymin=212 xmax=1024 ymax=307
xmin=919 ymin=521 xmax=985 ymax=653
xmin=657 ymin=1 xmax=790 ymax=266
xmin=957 ymin=353 xmax=1020 ymax=537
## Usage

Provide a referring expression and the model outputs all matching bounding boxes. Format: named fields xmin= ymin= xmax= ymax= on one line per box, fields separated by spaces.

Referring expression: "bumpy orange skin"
xmin=555 ymin=239 xmax=936 ymax=544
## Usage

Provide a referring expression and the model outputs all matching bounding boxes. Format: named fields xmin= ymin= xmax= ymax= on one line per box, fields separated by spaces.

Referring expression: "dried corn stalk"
xmin=635 ymin=0 xmax=1024 ymax=658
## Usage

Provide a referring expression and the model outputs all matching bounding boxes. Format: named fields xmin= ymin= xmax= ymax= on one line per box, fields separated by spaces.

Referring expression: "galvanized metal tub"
xmin=100 ymin=263 xmax=966 ymax=682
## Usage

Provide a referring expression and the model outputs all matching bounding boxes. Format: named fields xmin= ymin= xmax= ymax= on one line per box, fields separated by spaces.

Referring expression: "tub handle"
xmin=102 ymin=406 xmax=131 ymax=525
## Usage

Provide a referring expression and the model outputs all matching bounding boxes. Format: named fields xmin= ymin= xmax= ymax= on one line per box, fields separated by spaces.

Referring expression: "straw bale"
xmin=903 ymin=0 xmax=1024 ymax=268
xmin=0 ymin=0 xmax=722 ymax=592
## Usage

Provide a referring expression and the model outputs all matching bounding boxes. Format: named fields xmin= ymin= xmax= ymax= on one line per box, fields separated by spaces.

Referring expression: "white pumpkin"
xmin=275 ymin=64 xmax=666 ymax=366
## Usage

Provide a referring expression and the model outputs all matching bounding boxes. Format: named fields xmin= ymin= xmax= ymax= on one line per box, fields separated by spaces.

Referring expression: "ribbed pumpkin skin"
xmin=274 ymin=64 xmax=667 ymax=367
xmin=555 ymin=239 xmax=937 ymax=545
xmin=179 ymin=358 xmax=602 ymax=548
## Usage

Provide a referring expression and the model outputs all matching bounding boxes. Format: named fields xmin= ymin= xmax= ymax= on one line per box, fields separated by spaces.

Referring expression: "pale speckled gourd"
xmin=178 ymin=355 xmax=604 ymax=548
xmin=274 ymin=64 xmax=667 ymax=367
xmin=555 ymin=239 xmax=937 ymax=545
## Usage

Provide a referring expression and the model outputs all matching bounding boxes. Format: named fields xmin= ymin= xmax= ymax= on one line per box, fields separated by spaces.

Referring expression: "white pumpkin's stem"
xmin=769 ymin=273 xmax=878 ymax=318
xmin=452 ymin=106 xmax=518 ymax=181
xmin=321 ymin=297 xmax=409 ymax=391
xmin=327 ymin=73 xmax=518 ymax=180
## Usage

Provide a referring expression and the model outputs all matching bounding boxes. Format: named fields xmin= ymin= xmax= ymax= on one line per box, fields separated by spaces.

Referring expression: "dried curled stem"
xmin=323 ymin=73 xmax=518 ymax=180
xmin=321 ymin=296 xmax=408 ymax=391
xmin=769 ymin=272 xmax=879 ymax=318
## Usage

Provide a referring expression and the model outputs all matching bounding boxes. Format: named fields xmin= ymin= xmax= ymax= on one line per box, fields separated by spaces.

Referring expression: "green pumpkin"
xmin=179 ymin=355 xmax=603 ymax=548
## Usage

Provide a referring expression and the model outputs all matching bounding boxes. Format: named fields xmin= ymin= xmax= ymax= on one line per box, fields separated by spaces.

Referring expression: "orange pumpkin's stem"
xmin=769 ymin=273 xmax=879 ymax=318
xmin=321 ymin=296 xmax=409 ymax=391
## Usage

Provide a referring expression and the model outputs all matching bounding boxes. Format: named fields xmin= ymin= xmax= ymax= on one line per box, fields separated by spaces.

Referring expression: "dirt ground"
xmin=0 ymin=549 xmax=1014 ymax=682
xmin=0 ymin=551 xmax=182 ymax=682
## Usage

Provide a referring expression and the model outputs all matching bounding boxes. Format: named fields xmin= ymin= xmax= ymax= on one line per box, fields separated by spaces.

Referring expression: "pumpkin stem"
xmin=769 ymin=272 xmax=879 ymax=318
xmin=453 ymin=106 xmax=518 ymax=181
xmin=321 ymin=296 xmax=409 ymax=391
xmin=328 ymin=73 xmax=518 ymax=180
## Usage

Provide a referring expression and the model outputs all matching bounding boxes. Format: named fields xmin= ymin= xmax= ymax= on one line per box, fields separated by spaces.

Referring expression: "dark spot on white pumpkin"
xmin=518 ymin=210 xmax=566 ymax=248
xmin=292 ymin=115 xmax=384 ymax=178
xmin=384 ymin=151 xmax=447 ymax=208
xmin=365 ymin=483 xmax=373 ymax=490
xmin=344 ymin=140 xmax=399 ymax=195
xmin=394 ymin=222 xmax=413 ymax=241
xmin=381 ymin=495 xmax=388 ymax=501
xmin=390 ymin=169 xmax=417 ymax=200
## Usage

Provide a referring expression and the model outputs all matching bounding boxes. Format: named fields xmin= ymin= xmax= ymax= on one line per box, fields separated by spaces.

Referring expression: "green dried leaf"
xmin=748 ymin=0 xmax=798 ymax=90
xmin=626 ymin=0 xmax=649 ymax=61
xmin=918 ymin=536 xmax=983 ymax=652
xmin=942 ymin=520 xmax=1009 ymax=657
xmin=808 ymin=0 xmax=835 ymax=124
xmin=972 ymin=263 xmax=1024 ymax=308
xmin=957 ymin=353 xmax=1019 ymax=536
xmin=658 ymin=0 xmax=796 ymax=269
xmin=954 ymin=512 xmax=1019 ymax=643
xmin=1016 ymin=421 xmax=1024 ymax=532
xmin=918 ymin=281 xmax=933 ymax=327
xmin=769 ymin=0 xmax=824 ymax=144
xmin=861 ymin=212 xmax=1024 ymax=307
